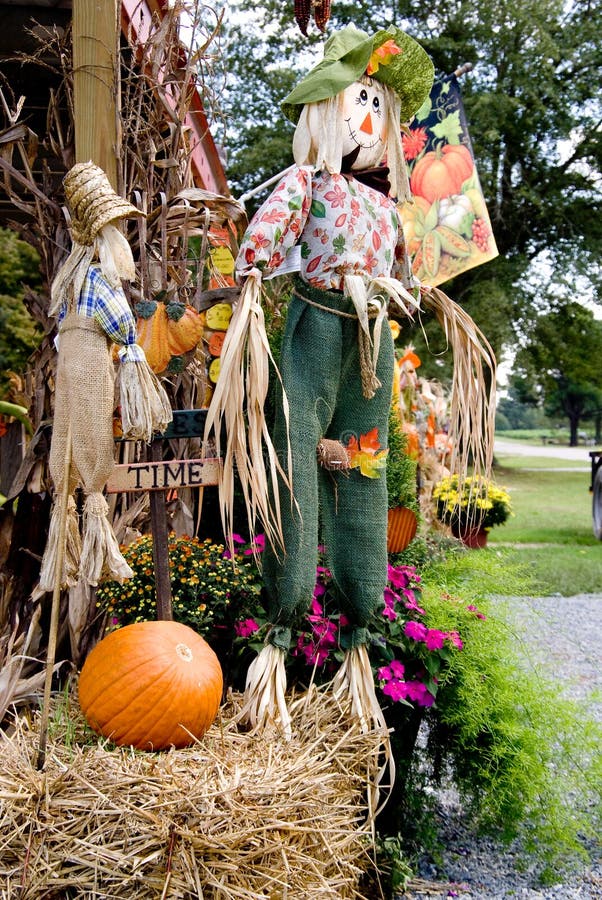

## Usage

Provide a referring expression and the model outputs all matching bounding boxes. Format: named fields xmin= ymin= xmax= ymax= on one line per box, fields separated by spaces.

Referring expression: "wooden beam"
xmin=72 ymin=0 xmax=119 ymax=186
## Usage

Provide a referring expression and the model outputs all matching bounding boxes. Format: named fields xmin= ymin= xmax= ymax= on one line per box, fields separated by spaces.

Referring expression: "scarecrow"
xmin=205 ymin=25 xmax=495 ymax=737
xmin=37 ymin=162 xmax=172 ymax=595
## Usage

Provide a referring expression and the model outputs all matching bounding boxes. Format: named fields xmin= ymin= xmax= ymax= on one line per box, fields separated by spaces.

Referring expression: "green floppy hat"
xmin=281 ymin=24 xmax=434 ymax=124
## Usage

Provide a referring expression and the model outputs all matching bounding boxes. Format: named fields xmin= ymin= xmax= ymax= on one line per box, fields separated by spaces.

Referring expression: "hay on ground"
xmin=0 ymin=687 xmax=385 ymax=899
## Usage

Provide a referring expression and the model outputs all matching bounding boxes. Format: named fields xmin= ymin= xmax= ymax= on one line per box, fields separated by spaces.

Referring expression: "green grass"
xmin=476 ymin=457 xmax=602 ymax=596
xmin=490 ymin=466 xmax=593 ymax=544
xmin=496 ymin=455 xmax=589 ymax=470
xmin=497 ymin=428 xmax=571 ymax=444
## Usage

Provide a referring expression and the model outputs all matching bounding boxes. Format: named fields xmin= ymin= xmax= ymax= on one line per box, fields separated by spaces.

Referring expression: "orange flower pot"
xmin=387 ymin=506 xmax=418 ymax=554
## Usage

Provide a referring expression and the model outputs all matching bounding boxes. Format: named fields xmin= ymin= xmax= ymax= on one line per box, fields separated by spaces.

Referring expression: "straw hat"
xmin=281 ymin=24 xmax=434 ymax=124
xmin=63 ymin=162 xmax=144 ymax=245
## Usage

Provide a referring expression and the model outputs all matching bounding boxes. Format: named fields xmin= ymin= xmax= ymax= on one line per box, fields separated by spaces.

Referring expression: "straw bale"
xmin=0 ymin=688 xmax=383 ymax=899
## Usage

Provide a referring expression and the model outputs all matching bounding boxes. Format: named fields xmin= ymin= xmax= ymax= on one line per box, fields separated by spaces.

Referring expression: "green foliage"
xmin=387 ymin=408 xmax=419 ymax=512
xmin=0 ymin=227 xmax=42 ymax=395
xmin=512 ymin=302 xmax=602 ymax=444
xmin=399 ymin=552 xmax=601 ymax=876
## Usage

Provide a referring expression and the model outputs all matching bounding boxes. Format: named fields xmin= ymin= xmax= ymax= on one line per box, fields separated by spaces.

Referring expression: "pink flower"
xmin=378 ymin=665 xmax=393 ymax=682
xmin=405 ymin=679 xmax=435 ymax=707
xmin=235 ymin=618 xmax=260 ymax=638
xmin=382 ymin=679 xmax=411 ymax=702
xmin=313 ymin=580 xmax=326 ymax=600
xmin=309 ymin=596 xmax=323 ymax=616
xmin=467 ymin=604 xmax=487 ymax=620
xmin=387 ymin=563 xmax=408 ymax=587
xmin=405 ymin=621 xmax=428 ymax=642
xmin=447 ymin=630 xmax=464 ymax=650
xmin=383 ymin=587 xmax=400 ymax=621
xmin=425 ymin=628 xmax=446 ymax=651
xmin=243 ymin=533 xmax=266 ymax=555
xmin=390 ymin=659 xmax=405 ymax=678
xmin=403 ymin=592 xmax=426 ymax=615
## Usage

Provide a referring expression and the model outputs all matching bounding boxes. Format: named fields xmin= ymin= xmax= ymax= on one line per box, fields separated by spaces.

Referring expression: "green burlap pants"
xmin=263 ymin=280 xmax=394 ymax=651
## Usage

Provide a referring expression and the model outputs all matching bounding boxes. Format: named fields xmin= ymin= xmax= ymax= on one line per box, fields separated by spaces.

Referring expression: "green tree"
xmin=222 ymin=0 xmax=602 ymax=372
xmin=0 ymin=227 xmax=42 ymax=397
xmin=512 ymin=302 xmax=602 ymax=445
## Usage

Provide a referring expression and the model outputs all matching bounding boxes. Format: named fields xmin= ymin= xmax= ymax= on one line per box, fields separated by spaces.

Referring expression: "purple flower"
xmin=404 ymin=621 xmax=428 ymax=642
xmin=234 ymin=618 xmax=260 ymax=638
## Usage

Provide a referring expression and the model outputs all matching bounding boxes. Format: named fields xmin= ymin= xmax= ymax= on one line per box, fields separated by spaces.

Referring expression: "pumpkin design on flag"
xmin=400 ymin=75 xmax=498 ymax=285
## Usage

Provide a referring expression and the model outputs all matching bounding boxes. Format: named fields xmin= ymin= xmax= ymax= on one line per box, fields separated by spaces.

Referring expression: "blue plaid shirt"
xmin=58 ymin=265 xmax=145 ymax=363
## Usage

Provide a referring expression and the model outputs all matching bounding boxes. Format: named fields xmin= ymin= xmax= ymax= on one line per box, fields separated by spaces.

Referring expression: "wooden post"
xmin=72 ymin=0 xmax=120 ymax=185
xmin=150 ymin=438 xmax=173 ymax=620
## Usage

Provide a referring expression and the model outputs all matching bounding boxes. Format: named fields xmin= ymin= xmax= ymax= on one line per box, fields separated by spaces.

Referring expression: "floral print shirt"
xmin=236 ymin=166 xmax=410 ymax=291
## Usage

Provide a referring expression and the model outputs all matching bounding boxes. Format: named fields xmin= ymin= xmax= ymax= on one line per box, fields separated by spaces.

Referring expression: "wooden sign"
xmin=106 ymin=457 xmax=220 ymax=494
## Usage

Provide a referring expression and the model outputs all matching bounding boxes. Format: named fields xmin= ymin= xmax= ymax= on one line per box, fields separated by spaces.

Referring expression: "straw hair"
xmin=0 ymin=688 xmax=384 ymax=898
xmin=64 ymin=162 xmax=144 ymax=246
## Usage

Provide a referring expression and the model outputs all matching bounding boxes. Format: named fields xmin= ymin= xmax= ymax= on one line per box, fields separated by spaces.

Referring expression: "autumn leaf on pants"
xmin=346 ymin=427 xmax=389 ymax=478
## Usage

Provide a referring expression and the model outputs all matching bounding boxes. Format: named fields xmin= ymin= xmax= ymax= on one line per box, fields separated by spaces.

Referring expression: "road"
xmin=494 ymin=437 xmax=595 ymax=462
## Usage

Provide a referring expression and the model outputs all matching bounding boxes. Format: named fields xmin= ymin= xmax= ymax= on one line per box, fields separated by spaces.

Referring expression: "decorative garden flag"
xmin=399 ymin=75 xmax=498 ymax=287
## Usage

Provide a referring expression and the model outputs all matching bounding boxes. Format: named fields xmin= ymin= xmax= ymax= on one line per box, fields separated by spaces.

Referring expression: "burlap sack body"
xmin=39 ymin=312 xmax=133 ymax=591
xmin=50 ymin=314 xmax=115 ymax=495
xmin=262 ymin=283 xmax=395 ymax=652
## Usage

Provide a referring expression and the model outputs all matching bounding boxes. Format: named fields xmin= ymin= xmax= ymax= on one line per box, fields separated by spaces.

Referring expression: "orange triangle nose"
xmin=359 ymin=113 xmax=373 ymax=135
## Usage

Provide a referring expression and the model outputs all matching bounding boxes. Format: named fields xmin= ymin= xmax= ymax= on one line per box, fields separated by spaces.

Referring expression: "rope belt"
xmin=294 ymin=288 xmax=381 ymax=320
xmin=294 ymin=286 xmax=384 ymax=399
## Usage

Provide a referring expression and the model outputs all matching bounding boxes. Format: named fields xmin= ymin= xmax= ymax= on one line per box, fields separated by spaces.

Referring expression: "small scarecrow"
xmin=37 ymin=162 xmax=172 ymax=594
xmin=206 ymin=25 xmax=495 ymax=737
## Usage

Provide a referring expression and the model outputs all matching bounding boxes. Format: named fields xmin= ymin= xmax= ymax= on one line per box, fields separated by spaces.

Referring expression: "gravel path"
xmin=397 ymin=594 xmax=602 ymax=900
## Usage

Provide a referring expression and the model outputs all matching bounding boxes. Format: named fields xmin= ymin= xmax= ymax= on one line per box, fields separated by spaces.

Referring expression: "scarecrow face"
xmin=341 ymin=80 xmax=388 ymax=169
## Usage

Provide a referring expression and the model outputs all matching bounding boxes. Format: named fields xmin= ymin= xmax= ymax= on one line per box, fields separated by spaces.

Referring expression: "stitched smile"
xmin=344 ymin=119 xmax=383 ymax=151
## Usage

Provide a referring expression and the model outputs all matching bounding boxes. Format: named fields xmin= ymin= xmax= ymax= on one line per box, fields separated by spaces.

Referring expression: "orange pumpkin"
xmin=165 ymin=300 xmax=204 ymax=355
xmin=135 ymin=300 xmax=172 ymax=374
xmin=410 ymin=144 xmax=474 ymax=203
xmin=78 ymin=620 xmax=223 ymax=750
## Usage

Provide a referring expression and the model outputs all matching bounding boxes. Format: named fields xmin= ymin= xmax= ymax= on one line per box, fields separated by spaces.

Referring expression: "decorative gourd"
xmin=410 ymin=144 xmax=474 ymax=203
xmin=135 ymin=300 xmax=172 ymax=374
xmin=78 ymin=620 xmax=223 ymax=750
xmin=165 ymin=299 xmax=204 ymax=355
